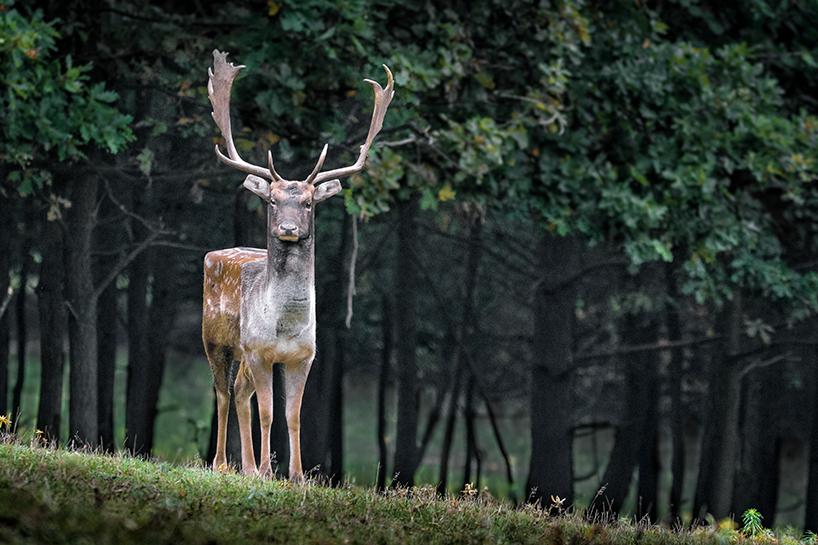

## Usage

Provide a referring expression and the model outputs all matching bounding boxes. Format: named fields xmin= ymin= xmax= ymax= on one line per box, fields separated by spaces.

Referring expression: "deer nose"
xmin=279 ymin=222 xmax=299 ymax=236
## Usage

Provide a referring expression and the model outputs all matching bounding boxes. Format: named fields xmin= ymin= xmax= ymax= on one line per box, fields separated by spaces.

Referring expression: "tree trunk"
xmin=805 ymin=346 xmax=818 ymax=531
xmin=95 ymin=187 xmax=118 ymax=452
xmin=142 ymin=247 xmax=178 ymax=454
xmin=36 ymin=212 xmax=67 ymax=441
xmin=376 ymin=295 xmax=392 ymax=491
xmin=96 ymin=267 xmax=117 ymax=451
xmin=12 ymin=201 xmax=32 ymax=421
xmin=732 ymin=365 xmax=781 ymax=524
xmin=392 ymin=199 xmax=419 ymax=487
xmin=65 ymin=175 xmax=99 ymax=445
xmin=0 ymin=194 xmax=11 ymax=417
xmin=694 ymin=294 xmax=743 ymax=520
xmin=439 ymin=219 xmax=483 ymax=495
xmin=526 ymin=234 xmax=579 ymax=506
xmin=461 ymin=374 xmax=481 ymax=492
xmin=595 ymin=312 xmax=660 ymax=518
xmin=665 ymin=265 xmax=686 ymax=523
xmin=437 ymin=359 xmax=463 ymax=495
xmin=125 ymin=184 xmax=151 ymax=454
xmin=637 ymin=366 xmax=661 ymax=522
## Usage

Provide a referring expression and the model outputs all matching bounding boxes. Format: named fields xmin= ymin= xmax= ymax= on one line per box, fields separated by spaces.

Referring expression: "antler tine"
xmin=267 ymin=150 xmax=286 ymax=183
xmin=304 ymin=144 xmax=329 ymax=185
xmin=208 ymin=50 xmax=272 ymax=181
xmin=311 ymin=65 xmax=395 ymax=185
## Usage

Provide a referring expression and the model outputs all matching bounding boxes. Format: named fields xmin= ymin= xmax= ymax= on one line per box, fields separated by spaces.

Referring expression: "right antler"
xmin=208 ymin=50 xmax=282 ymax=182
xmin=309 ymin=65 xmax=395 ymax=185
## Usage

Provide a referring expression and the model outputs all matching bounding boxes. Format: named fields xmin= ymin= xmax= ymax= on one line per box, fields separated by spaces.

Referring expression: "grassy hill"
xmin=0 ymin=441 xmax=807 ymax=545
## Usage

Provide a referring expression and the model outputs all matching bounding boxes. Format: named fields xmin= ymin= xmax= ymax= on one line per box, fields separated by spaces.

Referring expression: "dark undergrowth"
xmin=0 ymin=440 xmax=810 ymax=545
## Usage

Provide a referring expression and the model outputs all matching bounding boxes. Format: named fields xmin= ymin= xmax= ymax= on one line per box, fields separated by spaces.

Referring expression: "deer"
xmin=202 ymin=50 xmax=394 ymax=480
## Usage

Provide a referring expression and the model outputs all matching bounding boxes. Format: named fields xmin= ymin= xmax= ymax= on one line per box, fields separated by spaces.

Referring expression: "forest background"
xmin=3 ymin=0 xmax=818 ymax=529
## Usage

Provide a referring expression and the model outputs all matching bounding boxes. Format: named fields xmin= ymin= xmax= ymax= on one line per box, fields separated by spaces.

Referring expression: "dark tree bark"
xmin=301 ymin=213 xmax=350 ymax=477
xmin=694 ymin=294 xmax=743 ymax=520
xmin=805 ymin=346 xmax=818 ymax=531
xmin=95 ymin=187 xmax=118 ymax=451
xmin=376 ymin=295 xmax=393 ymax=491
xmin=36 ymin=212 xmax=67 ymax=441
xmin=437 ymin=359 xmax=463 ymax=495
xmin=12 ymin=201 xmax=32 ymax=421
xmin=124 ymin=183 xmax=151 ymax=454
xmin=0 ymin=194 xmax=11 ymax=417
xmin=141 ymin=247 xmax=178 ymax=453
xmin=637 ymin=368 xmax=661 ymax=522
xmin=461 ymin=374 xmax=481 ymax=492
xmin=392 ymin=198 xmax=419 ymax=487
xmin=527 ymin=234 xmax=579 ymax=506
xmin=665 ymin=265 xmax=686 ymax=523
xmin=595 ymin=312 xmax=660 ymax=518
xmin=66 ymin=175 xmax=100 ymax=445
xmin=732 ymin=365 xmax=781 ymax=524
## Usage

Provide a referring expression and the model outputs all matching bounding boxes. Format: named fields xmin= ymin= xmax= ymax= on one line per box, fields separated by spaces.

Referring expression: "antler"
xmin=309 ymin=65 xmax=395 ymax=185
xmin=208 ymin=50 xmax=277 ymax=181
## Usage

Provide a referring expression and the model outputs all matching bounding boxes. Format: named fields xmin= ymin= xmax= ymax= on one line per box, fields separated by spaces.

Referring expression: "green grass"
xmin=0 ymin=441 xmax=808 ymax=545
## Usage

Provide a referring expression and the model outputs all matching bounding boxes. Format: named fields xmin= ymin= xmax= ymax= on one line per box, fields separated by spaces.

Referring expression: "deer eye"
xmin=305 ymin=201 xmax=312 ymax=209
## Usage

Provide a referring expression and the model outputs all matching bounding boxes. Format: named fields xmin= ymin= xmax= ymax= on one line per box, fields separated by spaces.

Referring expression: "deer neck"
xmin=262 ymin=211 xmax=315 ymax=334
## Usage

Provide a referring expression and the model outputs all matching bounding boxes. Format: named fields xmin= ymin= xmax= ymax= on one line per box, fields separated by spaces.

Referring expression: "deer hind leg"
xmin=284 ymin=359 xmax=313 ymax=482
xmin=234 ymin=357 xmax=257 ymax=476
xmin=247 ymin=358 xmax=275 ymax=478
xmin=205 ymin=344 xmax=232 ymax=471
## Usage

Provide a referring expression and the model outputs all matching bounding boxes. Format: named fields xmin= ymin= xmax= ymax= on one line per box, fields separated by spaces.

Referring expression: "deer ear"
xmin=313 ymin=179 xmax=342 ymax=203
xmin=243 ymin=175 xmax=270 ymax=201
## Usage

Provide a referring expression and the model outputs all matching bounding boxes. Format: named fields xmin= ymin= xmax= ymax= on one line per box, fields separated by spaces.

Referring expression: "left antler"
xmin=208 ymin=50 xmax=280 ymax=182
xmin=309 ymin=65 xmax=395 ymax=185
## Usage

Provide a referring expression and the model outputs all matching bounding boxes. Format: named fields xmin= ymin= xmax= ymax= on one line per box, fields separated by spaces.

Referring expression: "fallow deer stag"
xmin=203 ymin=50 xmax=394 ymax=480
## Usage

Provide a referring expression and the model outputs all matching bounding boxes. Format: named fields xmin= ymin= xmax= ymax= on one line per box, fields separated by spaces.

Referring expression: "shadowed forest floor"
xmin=0 ymin=442 xmax=810 ymax=545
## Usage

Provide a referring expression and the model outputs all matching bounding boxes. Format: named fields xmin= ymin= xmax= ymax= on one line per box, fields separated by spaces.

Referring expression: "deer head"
xmin=208 ymin=50 xmax=394 ymax=242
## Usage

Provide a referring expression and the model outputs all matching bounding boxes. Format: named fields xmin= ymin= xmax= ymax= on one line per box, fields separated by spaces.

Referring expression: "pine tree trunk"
xmin=392 ymin=199 xmax=419 ymax=487
xmin=36 ymin=212 xmax=67 ymax=441
xmin=527 ymin=234 xmax=579 ymax=506
xmin=65 ymin=175 xmax=99 ymax=445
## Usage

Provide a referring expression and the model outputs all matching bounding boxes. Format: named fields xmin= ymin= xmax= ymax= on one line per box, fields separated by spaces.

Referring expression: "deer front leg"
xmin=234 ymin=358 xmax=257 ymax=476
xmin=247 ymin=358 xmax=275 ymax=478
xmin=284 ymin=359 xmax=312 ymax=482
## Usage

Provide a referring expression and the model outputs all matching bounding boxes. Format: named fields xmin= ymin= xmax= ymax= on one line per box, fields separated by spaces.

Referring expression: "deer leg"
xmin=205 ymin=344 xmax=231 ymax=471
xmin=284 ymin=359 xmax=312 ymax=482
xmin=248 ymin=359 xmax=274 ymax=478
xmin=234 ymin=358 xmax=257 ymax=475
xmin=213 ymin=388 xmax=230 ymax=470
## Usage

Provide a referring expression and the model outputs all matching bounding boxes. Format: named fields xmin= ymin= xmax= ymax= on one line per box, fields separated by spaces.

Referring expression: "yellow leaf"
xmin=261 ymin=131 xmax=280 ymax=145
xmin=267 ymin=0 xmax=280 ymax=16
xmin=437 ymin=184 xmax=456 ymax=202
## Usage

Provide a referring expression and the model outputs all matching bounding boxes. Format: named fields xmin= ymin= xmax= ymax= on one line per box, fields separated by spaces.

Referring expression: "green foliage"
xmin=0 ymin=0 xmax=133 ymax=195
xmin=742 ymin=509 xmax=765 ymax=538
